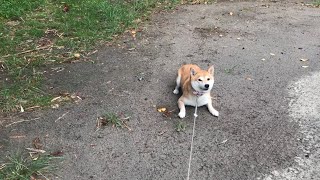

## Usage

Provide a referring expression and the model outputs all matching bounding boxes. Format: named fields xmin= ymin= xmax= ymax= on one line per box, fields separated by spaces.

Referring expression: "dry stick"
xmin=5 ymin=117 xmax=41 ymax=127
xmin=26 ymin=148 xmax=46 ymax=153
xmin=55 ymin=111 xmax=69 ymax=122
xmin=2 ymin=45 xmax=53 ymax=58
xmin=9 ymin=135 xmax=26 ymax=139
xmin=121 ymin=117 xmax=132 ymax=131
xmin=36 ymin=171 xmax=50 ymax=180
xmin=96 ymin=118 xmax=102 ymax=131
xmin=122 ymin=122 xmax=132 ymax=131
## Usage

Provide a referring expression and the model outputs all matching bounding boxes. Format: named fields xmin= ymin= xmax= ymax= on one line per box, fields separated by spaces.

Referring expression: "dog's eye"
xmin=207 ymin=78 xmax=210 ymax=81
xmin=198 ymin=79 xmax=202 ymax=81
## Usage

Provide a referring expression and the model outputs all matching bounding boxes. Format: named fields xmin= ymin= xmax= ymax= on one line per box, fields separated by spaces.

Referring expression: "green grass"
xmin=175 ymin=121 xmax=186 ymax=132
xmin=0 ymin=0 xmax=180 ymax=112
xmin=102 ymin=112 xmax=124 ymax=128
xmin=224 ymin=65 xmax=237 ymax=74
xmin=0 ymin=153 xmax=60 ymax=180
xmin=313 ymin=0 xmax=320 ymax=6
xmin=98 ymin=112 xmax=131 ymax=130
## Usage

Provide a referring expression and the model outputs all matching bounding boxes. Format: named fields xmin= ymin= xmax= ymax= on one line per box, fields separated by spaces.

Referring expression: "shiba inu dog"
xmin=173 ymin=64 xmax=219 ymax=118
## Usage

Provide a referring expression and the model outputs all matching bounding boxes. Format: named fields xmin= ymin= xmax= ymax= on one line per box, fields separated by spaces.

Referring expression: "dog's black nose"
xmin=204 ymin=84 xmax=209 ymax=88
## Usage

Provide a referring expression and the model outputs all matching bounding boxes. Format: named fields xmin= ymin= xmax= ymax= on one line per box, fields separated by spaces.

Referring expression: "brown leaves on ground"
xmin=157 ymin=106 xmax=175 ymax=118
xmin=63 ymin=4 xmax=70 ymax=12
xmin=32 ymin=137 xmax=43 ymax=150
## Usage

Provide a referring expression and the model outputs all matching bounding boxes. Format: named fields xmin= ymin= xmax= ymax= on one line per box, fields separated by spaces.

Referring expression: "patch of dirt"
xmin=194 ymin=26 xmax=228 ymax=38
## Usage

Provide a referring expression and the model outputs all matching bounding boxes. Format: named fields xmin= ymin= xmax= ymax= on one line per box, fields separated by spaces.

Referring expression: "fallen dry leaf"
xmin=130 ymin=30 xmax=136 ymax=38
xmin=51 ymin=104 xmax=59 ymax=109
xmin=157 ymin=107 xmax=166 ymax=112
xmin=32 ymin=137 xmax=43 ymax=149
xmin=163 ymin=109 xmax=175 ymax=118
xmin=74 ymin=53 xmax=81 ymax=58
xmin=63 ymin=4 xmax=69 ymax=12
xmin=20 ymin=105 xmax=24 ymax=112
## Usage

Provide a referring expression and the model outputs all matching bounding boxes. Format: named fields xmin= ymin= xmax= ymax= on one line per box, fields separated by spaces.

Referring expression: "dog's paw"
xmin=208 ymin=105 xmax=219 ymax=117
xmin=178 ymin=111 xmax=186 ymax=118
xmin=211 ymin=110 xmax=219 ymax=117
xmin=173 ymin=89 xmax=179 ymax=94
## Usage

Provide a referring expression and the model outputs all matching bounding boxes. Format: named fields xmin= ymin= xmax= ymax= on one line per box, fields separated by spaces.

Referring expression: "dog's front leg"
xmin=207 ymin=102 xmax=219 ymax=117
xmin=178 ymin=99 xmax=186 ymax=118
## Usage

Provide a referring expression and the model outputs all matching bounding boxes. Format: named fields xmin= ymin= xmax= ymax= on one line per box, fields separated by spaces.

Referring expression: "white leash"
xmin=186 ymin=97 xmax=198 ymax=180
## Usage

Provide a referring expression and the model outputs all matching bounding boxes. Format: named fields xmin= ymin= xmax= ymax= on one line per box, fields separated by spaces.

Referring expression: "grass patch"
xmin=0 ymin=0 xmax=181 ymax=112
xmin=0 ymin=153 xmax=60 ymax=180
xmin=224 ymin=65 xmax=237 ymax=74
xmin=97 ymin=112 xmax=131 ymax=130
xmin=313 ymin=0 xmax=320 ymax=6
xmin=175 ymin=121 xmax=187 ymax=132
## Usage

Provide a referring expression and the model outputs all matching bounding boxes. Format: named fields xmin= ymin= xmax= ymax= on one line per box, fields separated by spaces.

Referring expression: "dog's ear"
xmin=208 ymin=65 xmax=214 ymax=75
xmin=190 ymin=68 xmax=196 ymax=76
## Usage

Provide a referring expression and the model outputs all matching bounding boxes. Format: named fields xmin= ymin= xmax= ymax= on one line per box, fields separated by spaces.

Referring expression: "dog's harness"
xmin=193 ymin=91 xmax=205 ymax=96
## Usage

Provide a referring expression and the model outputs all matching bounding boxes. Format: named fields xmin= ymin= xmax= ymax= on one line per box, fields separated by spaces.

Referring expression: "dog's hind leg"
xmin=173 ymin=75 xmax=181 ymax=94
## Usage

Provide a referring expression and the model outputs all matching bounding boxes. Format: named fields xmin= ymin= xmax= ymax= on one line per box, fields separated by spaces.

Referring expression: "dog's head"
xmin=190 ymin=66 xmax=214 ymax=93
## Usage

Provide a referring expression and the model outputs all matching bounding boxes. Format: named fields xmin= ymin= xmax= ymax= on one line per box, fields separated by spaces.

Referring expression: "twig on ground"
xmin=26 ymin=148 xmax=46 ymax=153
xmin=120 ymin=116 xmax=131 ymax=131
xmin=25 ymin=106 xmax=41 ymax=111
xmin=36 ymin=171 xmax=50 ymax=180
xmin=55 ymin=111 xmax=69 ymax=122
xmin=122 ymin=121 xmax=132 ymax=131
xmin=96 ymin=118 xmax=102 ymax=131
xmin=9 ymin=135 xmax=26 ymax=139
xmin=3 ymin=45 xmax=53 ymax=58
xmin=5 ymin=117 xmax=41 ymax=127
xmin=121 ymin=116 xmax=130 ymax=120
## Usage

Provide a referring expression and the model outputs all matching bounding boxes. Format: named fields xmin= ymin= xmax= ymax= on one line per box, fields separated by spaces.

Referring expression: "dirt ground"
xmin=1 ymin=0 xmax=320 ymax=179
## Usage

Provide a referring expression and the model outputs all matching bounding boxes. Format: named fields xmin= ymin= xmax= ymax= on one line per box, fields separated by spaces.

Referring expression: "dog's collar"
xmin=193 ymin=91 xmax=205 ymax=96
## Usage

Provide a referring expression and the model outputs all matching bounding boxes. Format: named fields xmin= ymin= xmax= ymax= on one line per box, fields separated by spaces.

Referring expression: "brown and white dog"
xmin=173 ymin=64 xmax=219 ymax=118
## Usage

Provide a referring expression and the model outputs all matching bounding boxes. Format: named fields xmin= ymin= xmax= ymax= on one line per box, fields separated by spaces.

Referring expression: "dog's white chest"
xmin=184 ymin=94 xmax=210 ymax=107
